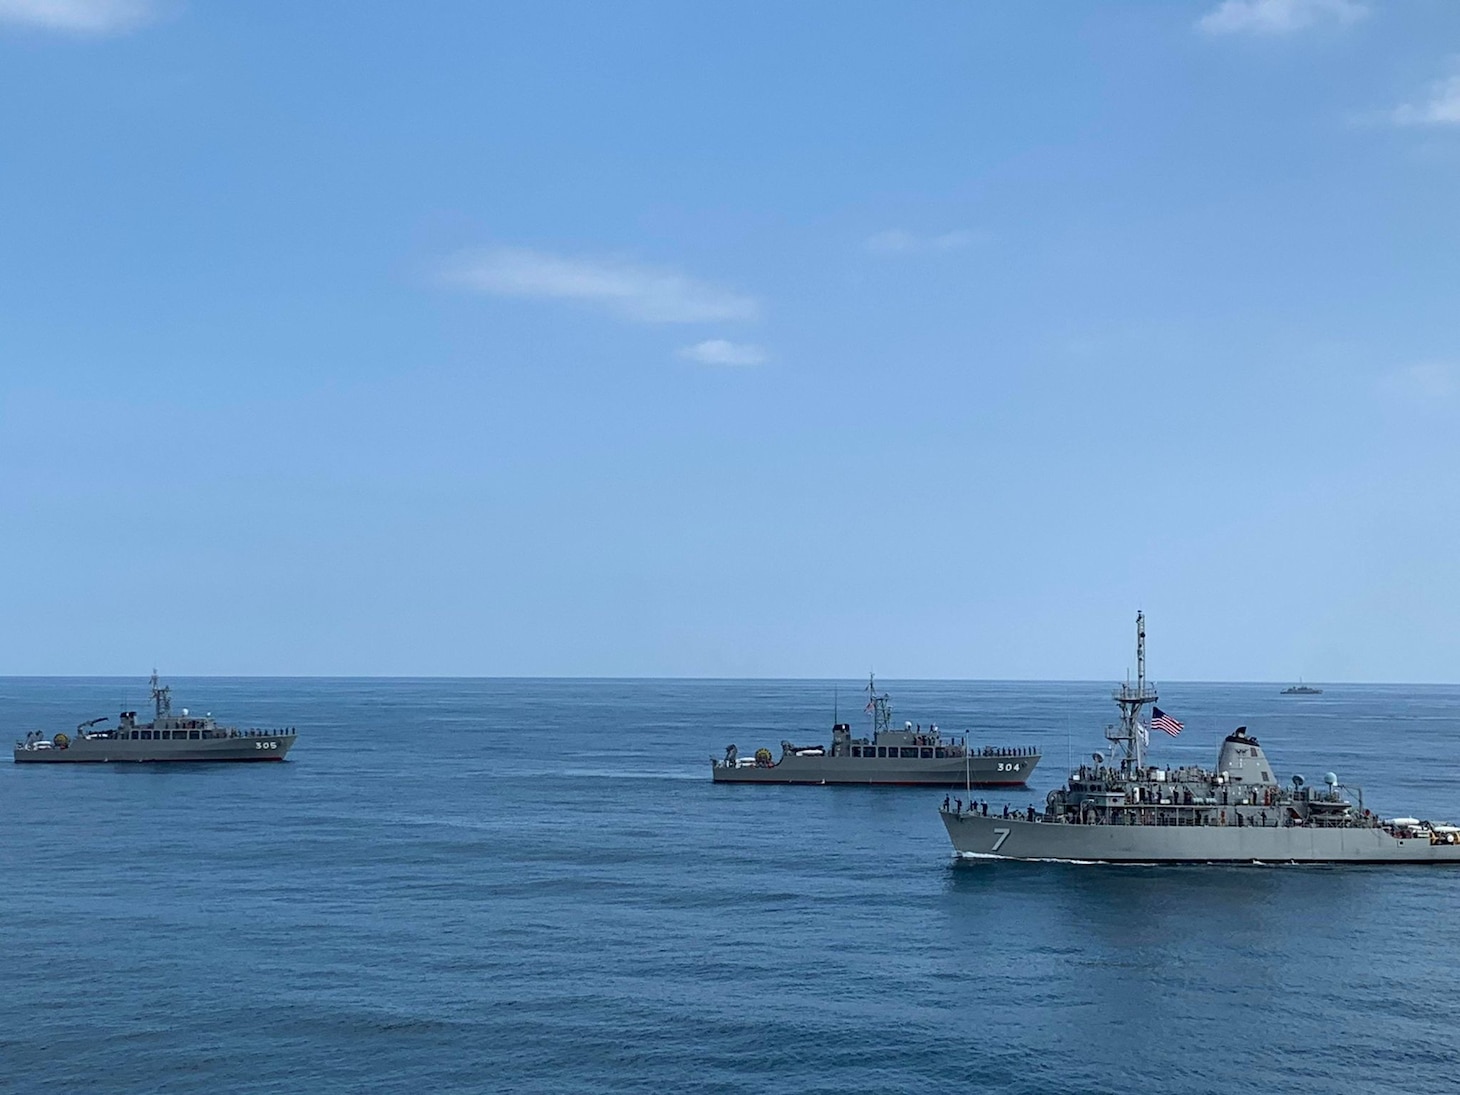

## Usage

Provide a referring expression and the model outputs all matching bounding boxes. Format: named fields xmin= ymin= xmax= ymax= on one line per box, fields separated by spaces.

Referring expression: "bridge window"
xmin=130 ymin=731 xmax=139 ymax=740
xmin=935 ymin=748 xmax=946 ymax=758
xmin=877 ymin=747 xmax=887 ymax=758
xmin=920 ymin=748 xmax=933 ymax=759
xmin=851 ymin=747 xmax=861 ymax=757
xmin=141 ymin=731 xmax=153 ymax=740
xmin=189 ymin=731 xmax=201 ymax=740
xmin=900 ymin=748 xmax=918 ymax=758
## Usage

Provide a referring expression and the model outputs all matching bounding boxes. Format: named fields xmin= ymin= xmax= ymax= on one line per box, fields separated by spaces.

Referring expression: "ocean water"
xmin=3 ymin=677 xmax=1460 ymax=1095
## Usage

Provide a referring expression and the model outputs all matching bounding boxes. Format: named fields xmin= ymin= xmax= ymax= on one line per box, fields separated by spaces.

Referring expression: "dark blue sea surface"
xmin=4 ymin=678 xmax=1460 ymax=1094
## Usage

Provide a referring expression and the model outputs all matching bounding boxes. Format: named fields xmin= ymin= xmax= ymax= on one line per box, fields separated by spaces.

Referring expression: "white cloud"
xmin=1391 ymin=74 xmax=1460 ymax=126
xmin=441 ymin=247 xmax=758 ymax=325
xmin=676 ymin=340 xmax=767 ymax=367
xmin=1381 ymin=362 xmax=1458 ymax=402
xmin=1197 ymin=0 xmax=1366 ymax=36
xmin=865 ymin=229 xmax=977 ymax=255
xmin=0 ymin=0 xmax=156 ymax=33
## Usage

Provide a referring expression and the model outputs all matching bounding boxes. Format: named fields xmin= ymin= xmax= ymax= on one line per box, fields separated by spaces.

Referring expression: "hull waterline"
xmin=714 ymin=753 xmax=1036 ymax=785
xmin=942 ymin=810 xmax=1460 ymax=864
xmin=15 ymin=734 xmax=297 ymax=764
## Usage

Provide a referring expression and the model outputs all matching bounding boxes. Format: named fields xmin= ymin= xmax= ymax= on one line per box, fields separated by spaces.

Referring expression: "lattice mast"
xmin=1107 ymin=612 xmax=1158 ymax=768
xmin=865 ymin=674 xmax=891 ymax=737
xmin=150 ymin=669 xmax=172 ymax=721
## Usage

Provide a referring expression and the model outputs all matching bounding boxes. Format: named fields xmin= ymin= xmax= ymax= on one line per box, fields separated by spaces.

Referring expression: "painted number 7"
xmin=992 ymin=828 xmax=1010 ymax=852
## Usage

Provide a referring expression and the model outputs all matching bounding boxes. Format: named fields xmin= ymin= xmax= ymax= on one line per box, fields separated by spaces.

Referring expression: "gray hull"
xmin=942 ymin=811 xmax=1460 ymax=864
xmin=714 ymin=753 xmax=1037 ymax=786
xmin=14 ymin=734 xmax=295 ymax=764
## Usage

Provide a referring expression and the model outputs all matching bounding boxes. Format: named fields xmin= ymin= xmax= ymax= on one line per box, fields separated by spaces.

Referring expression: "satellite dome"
xmin=1324 ymin=772 xmax=1338 ymax=787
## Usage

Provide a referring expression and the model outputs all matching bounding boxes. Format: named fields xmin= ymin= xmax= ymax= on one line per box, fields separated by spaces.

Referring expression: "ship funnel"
xmin=1216 ymin=726 xmax=1277 ymax=786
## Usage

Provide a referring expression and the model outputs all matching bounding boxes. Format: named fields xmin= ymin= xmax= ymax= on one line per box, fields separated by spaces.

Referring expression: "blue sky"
xmin=2 ymin=0 xmax=1459 ymax=680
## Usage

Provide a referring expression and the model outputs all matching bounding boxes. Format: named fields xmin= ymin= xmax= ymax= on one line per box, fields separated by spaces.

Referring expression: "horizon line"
xmin=1 ymin=674 xmax=1456 ymax=687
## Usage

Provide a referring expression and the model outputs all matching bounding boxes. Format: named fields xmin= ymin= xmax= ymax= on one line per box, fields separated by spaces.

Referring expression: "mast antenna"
xmin=1107 ymin=611 xmax=1157 ymax=769
xmin=866 ymin=673 xmax=891 ymax=736
xmin=150 ymin=669 xmax=172 ymax=720
xmin=1137 ymin=611 xmax=1146 ymax=692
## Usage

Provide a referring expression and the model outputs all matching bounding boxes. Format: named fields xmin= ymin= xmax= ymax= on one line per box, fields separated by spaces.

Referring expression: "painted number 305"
xmin=996 ymin=762 xmax=1022 ymax=772
xmin=254 ymin=741 xmax=279 ymax=750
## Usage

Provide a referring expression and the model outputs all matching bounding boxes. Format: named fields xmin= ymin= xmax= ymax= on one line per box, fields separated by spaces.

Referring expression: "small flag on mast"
xmin=1151 ymin=707 xmax=1184 ymax=737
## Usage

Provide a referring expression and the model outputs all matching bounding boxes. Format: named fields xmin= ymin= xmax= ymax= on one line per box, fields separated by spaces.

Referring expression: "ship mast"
xmin=1107 ymin=612 xmax=1157 ymax=769
xmin=865 ymin=673 xmax=891 ymax=737
xmin=151 ymin=669 xmax=172 ymax=721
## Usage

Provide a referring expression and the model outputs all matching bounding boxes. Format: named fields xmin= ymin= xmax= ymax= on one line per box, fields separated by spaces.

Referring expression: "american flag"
xmin=1151 ymin=707 xmax=1183 ymax=737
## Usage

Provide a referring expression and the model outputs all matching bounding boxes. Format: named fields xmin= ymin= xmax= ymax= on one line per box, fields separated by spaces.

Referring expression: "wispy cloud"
xmin=1197 ymin=0 xmax=1366 ymax=36
xmin=0 ymin=0 xmax=156 ymax=33
xmin=1390 ymin=73 xmax=1460 ymax=127
xmin=1380 ymin=362 xmax=1458 ymax=402
xmin=440 ymin=248 xmax=758 ymax=325
xmin=865 ymin=229 xmax=978 ymax=255
xmin=676 ymin=340 xmax=767 ymax=367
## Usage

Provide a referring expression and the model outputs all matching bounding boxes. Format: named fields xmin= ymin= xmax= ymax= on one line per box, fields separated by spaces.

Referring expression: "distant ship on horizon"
xmin=1281 ymin=680 xmax=1323 ymax=695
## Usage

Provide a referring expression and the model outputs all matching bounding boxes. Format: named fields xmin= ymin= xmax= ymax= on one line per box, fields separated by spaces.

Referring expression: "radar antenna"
xmin=1106 ymin=611 xmax=1158 ymax=768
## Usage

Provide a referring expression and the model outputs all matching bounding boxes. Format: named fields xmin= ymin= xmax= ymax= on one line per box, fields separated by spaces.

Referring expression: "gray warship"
xmin=1281 ymin=681 xmax=1323 ymax=695
xmin=712 ymin=676 xmax=1040 ymax=786
xmin=13 ymin=672 xmax=297 ymax=764
xmin=941 ymin=614 xmax=1460 ymax=864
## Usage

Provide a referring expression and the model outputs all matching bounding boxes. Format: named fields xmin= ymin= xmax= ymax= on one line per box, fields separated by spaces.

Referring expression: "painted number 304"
xmin=996 ymin=762 xmax=1022 ymax=772
xmin=254 ymin=741 xmax=279 ymax=750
